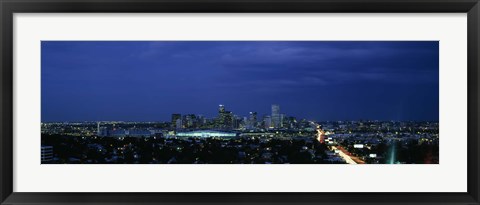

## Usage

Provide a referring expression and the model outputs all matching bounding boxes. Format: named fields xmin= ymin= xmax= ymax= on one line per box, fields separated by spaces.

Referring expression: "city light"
xmin=41 ymin=104 xmax=439 ymax=164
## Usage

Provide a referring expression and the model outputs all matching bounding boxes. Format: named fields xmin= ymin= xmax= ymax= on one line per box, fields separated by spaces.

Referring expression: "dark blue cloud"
xmin=41 ymin=41 xmax=439 ymax=122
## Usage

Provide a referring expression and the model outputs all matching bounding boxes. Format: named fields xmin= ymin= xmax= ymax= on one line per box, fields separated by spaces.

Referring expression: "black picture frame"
xmin=1 ymin=0 xmax=479 ymax=204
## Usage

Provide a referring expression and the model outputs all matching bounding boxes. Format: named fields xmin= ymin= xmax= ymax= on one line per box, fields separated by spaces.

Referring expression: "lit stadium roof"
xmin=176 ymin=130 xmax=238 ymax=138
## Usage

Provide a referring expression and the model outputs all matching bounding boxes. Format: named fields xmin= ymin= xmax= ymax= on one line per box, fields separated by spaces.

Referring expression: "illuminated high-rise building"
xmin=175 ymin=119 xmax=183 ymax=130
xmin=233 ymin=115 xmax=242 ymax=129
xmin=271 ymin=104 xmax=282 ymax=128
xmin=217 ymin=104 xmax=233 ymax=129
xmin=171 ymin=114 xmax=181 ymax=129
xmin=248 ymin=111 xmax=257 ymax=129
xmin=197 ymin=115 xmax=206 ymax=126
xmin=224 ymin=111 xmax=233 ymax=129
xmin=264 ymin=116 xmax=272 ymax=129
xmin=184 ymin=114 xmax=197 ymax=128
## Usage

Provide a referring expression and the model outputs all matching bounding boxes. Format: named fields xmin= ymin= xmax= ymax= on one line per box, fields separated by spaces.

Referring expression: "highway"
xmin=331 ymin=146 xmax=357 ymax=164
xmin=310 ymin=121 xmax=365 ymax=164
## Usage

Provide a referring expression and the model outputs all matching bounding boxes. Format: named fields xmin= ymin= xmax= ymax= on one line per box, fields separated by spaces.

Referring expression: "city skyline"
xmin=42 ymin=41 xmax=439 ymax=122
xmin=40 ymin=103 xmax=439 ymax=123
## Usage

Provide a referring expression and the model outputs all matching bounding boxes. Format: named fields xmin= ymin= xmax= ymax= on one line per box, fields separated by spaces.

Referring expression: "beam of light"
xmin=389 ymin=143 xmax=396 ymax=164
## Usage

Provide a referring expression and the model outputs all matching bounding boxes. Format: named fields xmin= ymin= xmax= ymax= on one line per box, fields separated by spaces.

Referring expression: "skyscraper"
xmin=271 ymin=104 xmax=282 ymax=128
xmin=184 ymin=114 xmax=197 ymax=128
xmin=217 ymin=104 xmax=233 ymax=129
xmin=248 ymin=111 xmax=257 ymax=129
xmin=233 ymin=115 xmax=242 ymax=129
xmin=242 ymin=116 xmax=248 ymax=129
xmin=171 ymin=114 xmax=181 ymax=129
xmin=264 ymin=116 xmax=272 ymax=129
xmin=175 ymin=119 xmax=183 ymax=130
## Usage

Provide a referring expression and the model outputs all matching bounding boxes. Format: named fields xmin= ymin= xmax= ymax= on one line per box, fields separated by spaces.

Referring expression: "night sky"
xmin=41 ymin=41 xmax=439 ymax=122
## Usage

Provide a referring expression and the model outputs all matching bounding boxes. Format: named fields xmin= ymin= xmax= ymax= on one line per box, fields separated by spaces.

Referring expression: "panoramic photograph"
xmin=41 ymin=41 xmax=439 ymax=164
